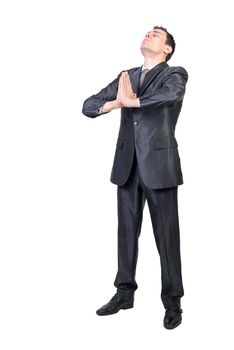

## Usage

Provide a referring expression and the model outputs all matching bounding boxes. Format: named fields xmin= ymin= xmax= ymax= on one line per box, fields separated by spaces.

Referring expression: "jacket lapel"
xmin=129 ymin=67 xmax=142 ymax=96
xmin=138 ymin=61 xmax=168 ymax=96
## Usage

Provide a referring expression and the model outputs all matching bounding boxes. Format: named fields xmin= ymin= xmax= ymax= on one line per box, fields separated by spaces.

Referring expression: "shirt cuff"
xmin=97 ymin=106 xmax=103 ymax=114
xmin=97 ymin=105 xmax=104 ymax=114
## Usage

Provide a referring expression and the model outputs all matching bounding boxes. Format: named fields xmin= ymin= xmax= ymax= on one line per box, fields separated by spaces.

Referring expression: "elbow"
xmin=82 ymin=99 xmax=97 ymax=118
xmin=81 ymin=105 xmax=89 ymax=117
xmin=82 ymin=106 xmax=95 ymax=118
xmin=168 ymin=87 xmax=185 ymax=105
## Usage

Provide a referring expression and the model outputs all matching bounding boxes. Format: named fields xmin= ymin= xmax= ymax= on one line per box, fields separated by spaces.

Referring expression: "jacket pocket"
xmin=154 ymin=135 xmax=178 ymax=149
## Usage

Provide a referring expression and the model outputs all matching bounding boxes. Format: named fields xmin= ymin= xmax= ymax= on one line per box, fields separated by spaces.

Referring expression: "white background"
xmin=1 ymin=0 xmax=234 ymax=349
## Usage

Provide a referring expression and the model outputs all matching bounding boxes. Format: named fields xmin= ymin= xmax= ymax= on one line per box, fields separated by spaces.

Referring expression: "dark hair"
xmin=153 ymin=25 xmax=176 ymax=62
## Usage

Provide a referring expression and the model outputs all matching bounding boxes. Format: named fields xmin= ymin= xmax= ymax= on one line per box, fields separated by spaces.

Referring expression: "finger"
xmin=119 ymin=74 xmax=125 ymax=96
xmin=120 ymin=72 xmax=126 ymax=84
xmin=117 ymin=79 xmax=122 ymax=99
xmin=121 ymin=72 xmax=126 ymax=84
xmin=121 ymin=73 xmax=128 ymax=95
xmin=120 ymin=73 xmax=125 ymax=87
xmin=126 ymin=74 xmax=133 ymax=94
xmin=118 ymin=72 xmax=124 ymax=87
xmin=124 ymin=72 xmax=133 ymax=96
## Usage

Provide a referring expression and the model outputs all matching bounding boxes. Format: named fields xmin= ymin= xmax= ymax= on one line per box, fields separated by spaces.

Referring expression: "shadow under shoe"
xmin=96 ymin=293 xmax=134 ymax=316
xmin=163 ymin=308 xmax=183 ymax=329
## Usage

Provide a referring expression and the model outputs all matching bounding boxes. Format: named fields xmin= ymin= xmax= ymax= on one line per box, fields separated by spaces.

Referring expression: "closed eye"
xmin=153 ymin=32 xmax=162 ymax=37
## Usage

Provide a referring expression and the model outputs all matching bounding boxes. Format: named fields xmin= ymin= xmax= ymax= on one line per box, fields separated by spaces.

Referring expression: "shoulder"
xmin=118 ymin=66 xmax=141 ymax=75
xmin=166 ymin=65 xmax=189 ymax=80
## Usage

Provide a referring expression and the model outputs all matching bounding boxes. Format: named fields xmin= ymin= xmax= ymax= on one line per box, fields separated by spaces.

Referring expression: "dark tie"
xmin=139 ymin=68 xmax=150 ymax=88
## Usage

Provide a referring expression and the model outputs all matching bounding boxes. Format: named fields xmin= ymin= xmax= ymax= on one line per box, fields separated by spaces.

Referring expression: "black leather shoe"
xmin=96 ymin=293 xmax=134 ymax=316
xmin=163 ymin=308 xmax=183 ymax=329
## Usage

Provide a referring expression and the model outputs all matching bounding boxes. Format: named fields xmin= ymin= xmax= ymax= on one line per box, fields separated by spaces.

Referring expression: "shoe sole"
xmin=163 ymin=319 xmax=182 ymax=329
xmin=96 ymin=303 xmax=134 ymax=316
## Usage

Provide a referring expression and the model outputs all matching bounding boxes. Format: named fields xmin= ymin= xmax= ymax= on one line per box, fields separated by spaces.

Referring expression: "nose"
xmin=145 ymin=31 xmax=152 ymax=39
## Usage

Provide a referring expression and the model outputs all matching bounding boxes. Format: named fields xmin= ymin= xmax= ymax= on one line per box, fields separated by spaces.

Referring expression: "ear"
xmin=163 ymin=45 xmax=172 ymax=55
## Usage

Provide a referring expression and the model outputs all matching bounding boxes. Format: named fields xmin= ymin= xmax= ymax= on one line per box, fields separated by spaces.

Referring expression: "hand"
xmin=117 ymin=71 xmax=139 ymax=107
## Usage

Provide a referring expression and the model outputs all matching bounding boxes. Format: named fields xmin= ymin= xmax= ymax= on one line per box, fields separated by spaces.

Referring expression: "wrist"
xmin=102 ymin=100 xmax=122 ymax=113
xmin=112 ymin=99 xmax=123 ymax=109
xmin=123 ymin=98 xmax=140 ymax=108
xmin=135 ymin=98 xmax=140 ymax=108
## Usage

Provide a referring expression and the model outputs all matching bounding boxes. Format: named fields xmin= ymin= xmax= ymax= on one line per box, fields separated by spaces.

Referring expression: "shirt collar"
xmin=141 ymin=61 xmax=164 ymax=71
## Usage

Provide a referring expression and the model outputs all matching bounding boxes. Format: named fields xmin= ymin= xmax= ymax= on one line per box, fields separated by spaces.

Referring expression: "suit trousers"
xmin=113 ymin=148 xmax=184 ymax=310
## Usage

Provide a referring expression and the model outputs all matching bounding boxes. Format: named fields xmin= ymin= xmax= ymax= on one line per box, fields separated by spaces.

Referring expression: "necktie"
xmin=139 ymin=68 xmax=150 ymax=88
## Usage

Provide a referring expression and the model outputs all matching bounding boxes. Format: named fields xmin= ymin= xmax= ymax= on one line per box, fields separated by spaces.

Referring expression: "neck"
xmin=143 ymin=56 xmax=166 ymax=68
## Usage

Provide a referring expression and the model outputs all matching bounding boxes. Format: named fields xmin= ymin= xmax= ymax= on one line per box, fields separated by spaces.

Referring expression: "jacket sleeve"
xmin=138 ymin=66 xmax=188 ymax=109
xmin=82 ymin=72 xmax=122 ymax=118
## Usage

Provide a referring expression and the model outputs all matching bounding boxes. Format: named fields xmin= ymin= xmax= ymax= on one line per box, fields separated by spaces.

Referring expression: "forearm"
xmin=100 ymin=98 xmax=140 ymax=113
xmin=138 ymin=69 xmax=188 ymax=109
xmin=82 ymin=72 xmax=121 ymax=118
xmin=121 ymin=98 xmax=140 ymax=108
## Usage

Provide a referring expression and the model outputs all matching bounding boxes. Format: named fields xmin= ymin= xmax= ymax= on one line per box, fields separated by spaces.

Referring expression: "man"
xmin=82 ymin=25 xmax=188 ymax=330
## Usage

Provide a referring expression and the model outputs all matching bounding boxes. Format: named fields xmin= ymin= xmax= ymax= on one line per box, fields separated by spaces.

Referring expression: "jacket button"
xmin=134 ymin=121 xmax=138 ymax=126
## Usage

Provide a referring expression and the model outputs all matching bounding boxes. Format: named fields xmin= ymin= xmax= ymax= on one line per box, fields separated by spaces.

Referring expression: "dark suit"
xmin=82 ymin=61 xmax=188 ymax=310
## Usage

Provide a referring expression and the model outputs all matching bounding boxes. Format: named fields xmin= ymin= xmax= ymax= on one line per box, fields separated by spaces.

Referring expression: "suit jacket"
xmin=82 ymin=61 xmax=188 ymax=189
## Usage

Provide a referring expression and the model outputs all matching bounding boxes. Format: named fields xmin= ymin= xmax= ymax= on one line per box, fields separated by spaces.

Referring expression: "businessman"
xmin=82 ymin=25 xmax=188 ymax=329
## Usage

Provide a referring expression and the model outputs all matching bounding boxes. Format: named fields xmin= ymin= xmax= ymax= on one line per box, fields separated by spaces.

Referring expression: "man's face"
xmin=140 ymin=28 xmax=171 ymax=57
